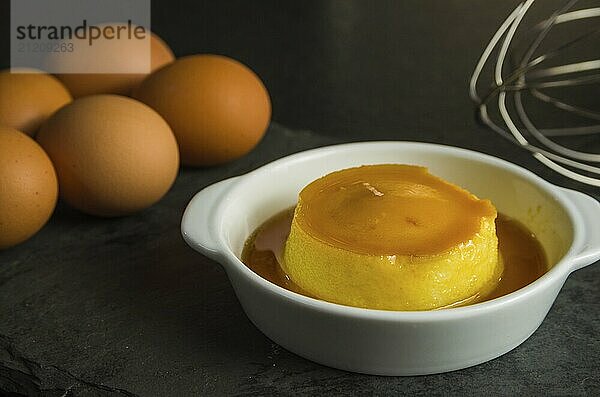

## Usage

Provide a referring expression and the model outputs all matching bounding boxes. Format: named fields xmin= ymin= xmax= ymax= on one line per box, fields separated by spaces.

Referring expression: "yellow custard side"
xmin=281 ymin=164 xmax=502 ymax=311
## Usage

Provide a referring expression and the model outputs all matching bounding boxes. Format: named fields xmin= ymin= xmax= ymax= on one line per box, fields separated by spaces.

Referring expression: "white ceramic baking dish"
xmin=181 ymin=142 xmax=600 ymax=376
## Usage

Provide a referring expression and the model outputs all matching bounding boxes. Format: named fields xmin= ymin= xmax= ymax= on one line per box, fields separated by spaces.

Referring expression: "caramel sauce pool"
xmin=241 ymin=208 xmax=548 ymax=308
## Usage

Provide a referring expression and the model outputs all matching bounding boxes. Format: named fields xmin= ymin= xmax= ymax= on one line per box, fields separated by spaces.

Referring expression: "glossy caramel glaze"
xmin=241 ymin=208 xmax=548 ymax=308
xmin=297 ymin=164 xmax=496 ymax=255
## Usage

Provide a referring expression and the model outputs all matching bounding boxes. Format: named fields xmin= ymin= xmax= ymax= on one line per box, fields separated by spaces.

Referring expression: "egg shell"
xmin=37 ymin=95 xmax=179 ymax=217
xmin=55 ymin=32 xmax=175 ymax=98
xmin=0 ymin=69 xmax=72 ymax=136
xmin=0 ymin=126 xmax=58 ymax=249
xmin=134 ymin=54 xmax=271 ymax=166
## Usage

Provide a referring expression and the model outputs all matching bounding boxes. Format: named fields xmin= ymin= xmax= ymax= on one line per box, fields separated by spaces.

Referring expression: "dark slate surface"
xmin=1 ymin=0 xmax=599 ymax=395
xmin=1 ymin=122 xmax=599 ymax=396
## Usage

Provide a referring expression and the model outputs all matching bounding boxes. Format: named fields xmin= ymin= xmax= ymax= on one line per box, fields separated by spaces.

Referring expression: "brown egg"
xmin=55 ymin=32 xmax=175 ymax=98
xmin=0 ymin=69 xmax=72 ymax=136
xmin=0 ymin=126 xmax=58 ymax=249
xmin=37 ymin=95 xmax=179 ymax=217
xmin=134 ymin=54 xmax=271 ymax=166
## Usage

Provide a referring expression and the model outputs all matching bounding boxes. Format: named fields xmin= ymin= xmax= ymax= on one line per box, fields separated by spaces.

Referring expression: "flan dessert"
xmin=281 ymin=164 xmax=502 ymax=311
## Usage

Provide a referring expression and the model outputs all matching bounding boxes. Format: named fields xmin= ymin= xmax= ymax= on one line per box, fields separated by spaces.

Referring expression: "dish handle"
xmin=561 ymin=188 xmax=600 ymax=271
xmin=181 ymin=177 xmax=239 ymax=261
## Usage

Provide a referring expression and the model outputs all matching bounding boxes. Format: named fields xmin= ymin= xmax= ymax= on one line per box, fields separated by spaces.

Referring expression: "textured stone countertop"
xmin=1 ymin=123 xmax=599 ymax=396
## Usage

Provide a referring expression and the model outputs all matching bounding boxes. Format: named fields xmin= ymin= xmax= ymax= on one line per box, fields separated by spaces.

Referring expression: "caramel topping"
xmin=296 ymin=164 xmax=496 ymax=255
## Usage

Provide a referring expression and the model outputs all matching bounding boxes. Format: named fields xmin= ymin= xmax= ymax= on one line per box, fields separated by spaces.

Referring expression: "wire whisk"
xmin=470 ymin=0 xmax=600 ymax=187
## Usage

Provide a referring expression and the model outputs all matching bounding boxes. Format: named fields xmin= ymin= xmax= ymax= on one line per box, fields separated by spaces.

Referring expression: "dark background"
xmin=1 ymin=1 xmax=599 ymax=396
